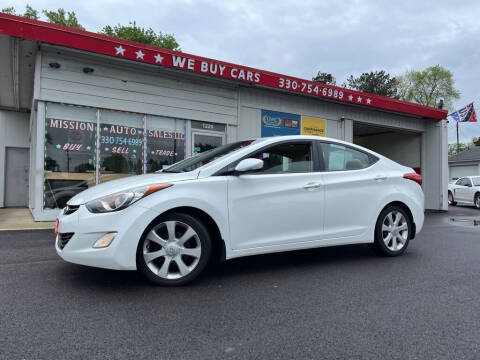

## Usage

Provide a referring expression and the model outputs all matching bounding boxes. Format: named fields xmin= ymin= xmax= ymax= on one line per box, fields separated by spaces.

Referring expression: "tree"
xmin=101 ymin=22 xmax=180 ymax=50
xmin=398 ymin=65 xmax=460 ymax=109
xmin=2 ymin=4 xmax=38 ymax=19
xmin=2 ymin=5 xmax=181 ymax=49
xmin=345 ymin=70 xmax=399 ymax=97
xmin=1 ymin=6 xmax=15 ymax=14
xmin=24 ymin=5 xmax=39 ymax=20
xmin=448 ymin=143 xmax=469 ymax=156
xmin=43 ymin=8 xmax=84 ymax=29
xmin=312 ymin=72 xmax=336 ymax=85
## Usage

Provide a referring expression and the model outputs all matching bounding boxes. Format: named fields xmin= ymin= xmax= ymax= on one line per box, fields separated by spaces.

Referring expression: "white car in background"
xmin=55 ymin=135 xmax=424 ymax=285
xmin=448 ymin=176 xmax=480 ymax=208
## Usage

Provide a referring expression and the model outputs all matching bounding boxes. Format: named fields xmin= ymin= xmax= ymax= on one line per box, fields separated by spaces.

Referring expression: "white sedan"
xmin=448 ymin=176 xmax=480 ymax=208
xmin=55 ymin=135 xmax=424 ymax=285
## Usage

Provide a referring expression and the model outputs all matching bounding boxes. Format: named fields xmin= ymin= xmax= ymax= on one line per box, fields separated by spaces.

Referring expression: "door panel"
xmin=228 ymin=172 xmax=324 ymax=249
xmin=5 ymin=147 xmax=29 ymax=207
xmin=322 ymin=168 xmax=382 ymax=238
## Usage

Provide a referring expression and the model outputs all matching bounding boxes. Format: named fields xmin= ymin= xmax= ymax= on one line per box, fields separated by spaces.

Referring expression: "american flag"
xmin=448 ymin=103 xmax=477 ymax=122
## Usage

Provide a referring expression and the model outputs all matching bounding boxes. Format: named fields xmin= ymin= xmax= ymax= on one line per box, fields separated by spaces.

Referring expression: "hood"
xmin=67 ymin=171 xmax=198 ymax=205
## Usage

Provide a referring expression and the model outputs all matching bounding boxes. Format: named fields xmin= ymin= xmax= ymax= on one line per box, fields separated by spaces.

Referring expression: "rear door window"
xmin=319 ymin=142 xmax=376 ymax=171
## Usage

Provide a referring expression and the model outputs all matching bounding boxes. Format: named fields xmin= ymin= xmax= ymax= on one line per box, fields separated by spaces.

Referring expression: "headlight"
xmin=85 ymin=184 xmax=172 ymax=213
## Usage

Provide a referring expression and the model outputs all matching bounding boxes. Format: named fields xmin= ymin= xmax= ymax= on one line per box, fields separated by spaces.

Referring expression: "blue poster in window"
xmin=261 ymin=109 xmax=301 ymax=137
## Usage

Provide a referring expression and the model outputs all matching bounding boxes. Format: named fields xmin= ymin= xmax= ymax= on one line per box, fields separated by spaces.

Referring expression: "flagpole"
xmin=456 ymin=121 xmax=459 ymax=153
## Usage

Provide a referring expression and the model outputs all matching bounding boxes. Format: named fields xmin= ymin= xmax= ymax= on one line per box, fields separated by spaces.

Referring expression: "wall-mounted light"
xmin=83 ymin=67 xmax=94 ymax=74
xmin=49 ymin=62 xmax=60 ymax=69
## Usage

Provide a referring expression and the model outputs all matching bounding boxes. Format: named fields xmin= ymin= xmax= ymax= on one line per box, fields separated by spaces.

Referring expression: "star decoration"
xmin=103 ymin=126 xmax=108 ymax=131
xmin=133 ymin=149 xmax=136 ymax=153
xmin=357 ymin=96 xmax=362 ymax=103
xmin=154 ymin=53 xmax=164 ymax=63
xmin=366 ymin=98 xmax=371 ymax=105
xmin=348 ymin=94 xmax=353 ymax=101
xmin=56 ymin=144 xmax=61 ymax=149
xmin=105 ymin=147 xmax=109 ymax=152
xmin=135 ymin=50 xmax=145 ymax=60
xmin=151 ymin=151 xmax=155 ymax=155
xmin=86 ymin=146 xmax=91 ymax=150
xmin=115 ymin=45 xmax=125 ymax=56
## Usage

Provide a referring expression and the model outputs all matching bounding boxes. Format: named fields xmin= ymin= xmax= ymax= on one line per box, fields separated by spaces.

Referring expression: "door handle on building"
xmin=303 ymin=182 xmax=322 ymax=190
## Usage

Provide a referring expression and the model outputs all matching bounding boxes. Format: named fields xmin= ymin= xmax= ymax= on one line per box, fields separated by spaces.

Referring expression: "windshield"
xmin=161 ymin=140 xmax=258 ymax=173
xmin=473 ymin=177 xmax=480 ymax=186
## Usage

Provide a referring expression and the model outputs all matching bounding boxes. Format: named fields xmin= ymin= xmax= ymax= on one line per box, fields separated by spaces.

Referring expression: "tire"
xmin=475 ymin=194 xmax=480 ymax=209
xmin=448 ymin=191 xmax=457 ymax=206
xmin=136 ymin=213 xmax=212 ymax=286
xmin=373 ymin=205 xmax=411 ymax=257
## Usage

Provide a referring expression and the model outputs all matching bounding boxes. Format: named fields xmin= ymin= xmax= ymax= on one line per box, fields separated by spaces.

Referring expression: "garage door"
xmin=353 ymin=123 xmax=421 ymax=172
xmin=449 ymin=165 xmax=479 ymax=180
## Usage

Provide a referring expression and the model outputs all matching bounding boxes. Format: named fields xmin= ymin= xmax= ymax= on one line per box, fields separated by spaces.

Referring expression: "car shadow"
xmin=63 ymin=243 xmax=385 ymax=290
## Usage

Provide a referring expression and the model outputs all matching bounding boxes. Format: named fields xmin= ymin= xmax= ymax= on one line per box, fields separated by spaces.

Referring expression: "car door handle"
xmin=374 ymin=175 xmax=387 ymax=181
xmin=303 ymin=182 xmax=322 ymax=190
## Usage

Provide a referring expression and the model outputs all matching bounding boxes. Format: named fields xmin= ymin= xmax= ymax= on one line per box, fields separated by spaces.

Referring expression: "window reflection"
xmin=99 ymin=110 xmax=144 ymax=183
xmin=145 ymin=115 xmax=185 ymax=172
xmin=43 ymin=103 xmax=96 ymax=209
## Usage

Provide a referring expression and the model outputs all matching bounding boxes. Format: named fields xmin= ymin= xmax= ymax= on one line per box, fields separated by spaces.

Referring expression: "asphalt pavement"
xmin=1 ymin=205 xmax=480 ymax=360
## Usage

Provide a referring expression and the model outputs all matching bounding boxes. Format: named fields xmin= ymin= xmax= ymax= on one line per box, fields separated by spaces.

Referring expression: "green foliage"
xmin=345 ymin=70 xmax=399 ymax=97
xmin=2 ymin=4 xmax=38 ymax=19
xmin=101 ymin=22 xmax=180 ymax=50
xmin=24 ymin=5 xmax=39 ymax=20
xmin=1 ymin=6 xmax=16 ymax=14
xmin=312 ymin=72 xmax=336 ymax=85
xmin=398 ymin=65 xmax=460 ymax=109
xmin=42 ymin=8 xmax=85 ymax=29
xmin=448 ymin=143 xmax=470 ymax=156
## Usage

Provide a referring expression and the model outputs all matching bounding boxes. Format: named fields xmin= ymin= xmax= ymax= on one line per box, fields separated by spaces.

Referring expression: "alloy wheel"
xmin=476 ymin=196 xmax=480 ymax=209
xmin=143 ymin=221 xmax=202 ymax=280
xmin=381 ymin=211 xmax=409 ymax=251
xmin=448 ymin=192 xmax=454 ymax=205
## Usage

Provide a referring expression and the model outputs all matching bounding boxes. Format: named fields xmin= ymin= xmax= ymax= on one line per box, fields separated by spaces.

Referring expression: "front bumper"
xmin=55 ymin=203 xmax=160 ymax=270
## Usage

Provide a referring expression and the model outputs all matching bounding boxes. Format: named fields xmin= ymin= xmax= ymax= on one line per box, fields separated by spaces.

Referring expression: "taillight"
xmin=54 ymin=218 xmax=59 ymax=237
xmin=403 ymin=173 xmax=422 ymax=186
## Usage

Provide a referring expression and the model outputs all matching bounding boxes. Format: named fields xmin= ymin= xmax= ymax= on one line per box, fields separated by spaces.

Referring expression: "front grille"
xmin=58 ymin=232 xmax=74 ymax=250
xmin=63 ymin=205 xmax=80 ymax=215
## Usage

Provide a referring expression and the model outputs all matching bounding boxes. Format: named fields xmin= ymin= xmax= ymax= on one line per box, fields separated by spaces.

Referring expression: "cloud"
xmin=9 ymin=0 xmax=480 ymax=142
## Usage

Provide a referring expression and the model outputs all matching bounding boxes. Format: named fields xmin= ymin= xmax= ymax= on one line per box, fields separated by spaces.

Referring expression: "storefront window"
xmin=145 ymin=115 xmax=185 ymax=172
xmin=44 ymin=103 xmax=97 ymax=209
xmin=43 ymin=103 xmax=189 ymax=210
xmin=99 ymin=110 xmax=144 ymax=183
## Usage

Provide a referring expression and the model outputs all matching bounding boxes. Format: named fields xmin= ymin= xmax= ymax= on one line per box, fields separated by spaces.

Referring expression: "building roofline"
xmin=0 ymin=13 xmax=448 ymax=120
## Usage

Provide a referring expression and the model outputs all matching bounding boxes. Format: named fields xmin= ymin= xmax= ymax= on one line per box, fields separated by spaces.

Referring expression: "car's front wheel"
xmin=373 ymin=205 xmax=411 ymax=256
xmin=137 ymin=213 xmax=212 ymax=285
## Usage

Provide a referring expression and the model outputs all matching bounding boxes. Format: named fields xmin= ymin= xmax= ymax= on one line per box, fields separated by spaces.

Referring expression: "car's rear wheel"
xmin=475 ymin=194 xmax=480 ymax=209
xmin=137 ymin=213 xmax=212 ymax=285
xmin=448 ymin=191 xmax=457 ymax=206
xmin=373 ymin=205 xmax=411 ymax=256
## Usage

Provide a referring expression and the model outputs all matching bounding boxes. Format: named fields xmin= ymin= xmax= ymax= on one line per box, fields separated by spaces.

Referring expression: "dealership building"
xmin=0 ymin=13 xmax=448 ymax=221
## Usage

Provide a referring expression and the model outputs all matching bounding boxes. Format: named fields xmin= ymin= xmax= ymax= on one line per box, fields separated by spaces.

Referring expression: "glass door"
xmin=191 ymin=131 xmax=225 ymax=154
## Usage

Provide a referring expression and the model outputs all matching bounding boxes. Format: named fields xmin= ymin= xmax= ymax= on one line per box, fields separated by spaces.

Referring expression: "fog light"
xmin=93 ymin=232 xmax=117 ymax=248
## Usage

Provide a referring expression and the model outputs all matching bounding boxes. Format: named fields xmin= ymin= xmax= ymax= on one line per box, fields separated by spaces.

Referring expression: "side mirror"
xmin=234 ymin=158 xmax=264 ymax=173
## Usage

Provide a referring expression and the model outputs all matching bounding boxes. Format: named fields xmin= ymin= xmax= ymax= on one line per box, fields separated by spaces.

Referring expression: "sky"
xmin=5 ymin=0 xmax=480 ymax=143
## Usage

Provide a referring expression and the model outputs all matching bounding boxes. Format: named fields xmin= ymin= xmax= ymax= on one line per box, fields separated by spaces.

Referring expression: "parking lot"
xmin=1 ymin=205 xmax=480 ymax=360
